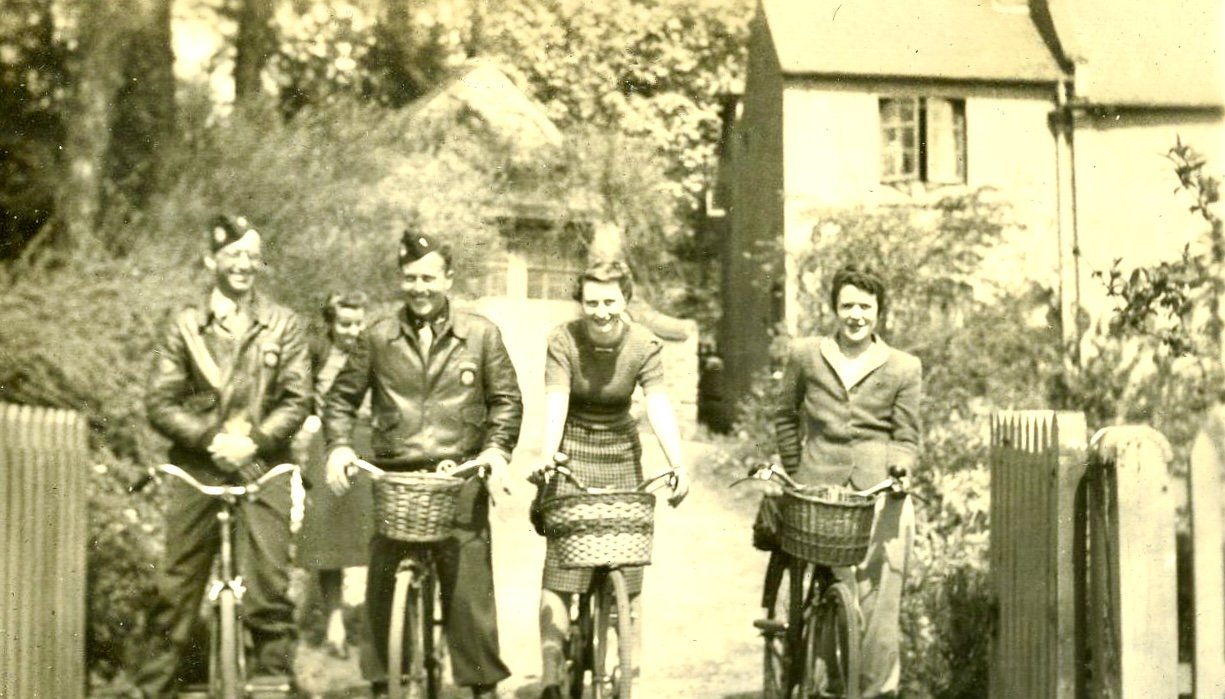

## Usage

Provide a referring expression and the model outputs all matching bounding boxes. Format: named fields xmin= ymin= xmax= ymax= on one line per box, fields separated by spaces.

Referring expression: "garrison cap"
xmin=399 ymin=229 xmax=442 ymax=265
xmin=208 ymin=214 xmax=259 ymax=252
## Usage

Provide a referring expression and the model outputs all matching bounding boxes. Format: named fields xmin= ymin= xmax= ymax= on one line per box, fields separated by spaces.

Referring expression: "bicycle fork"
xmin=212 ymin=509 xmax=248 ymax=687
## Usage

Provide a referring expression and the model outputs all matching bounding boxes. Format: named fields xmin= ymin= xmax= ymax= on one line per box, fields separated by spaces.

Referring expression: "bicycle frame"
xmin=137 ymin=462 xmax=299 ymax=699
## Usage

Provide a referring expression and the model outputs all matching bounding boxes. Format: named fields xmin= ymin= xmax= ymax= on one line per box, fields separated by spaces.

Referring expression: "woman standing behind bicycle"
xmin=295 ymin=291 xmax=373 ymax=658
xmin=770 ymin=264 xmax=921 ymax=699
xmin=536 ymin=260 xmax=690 ymax=699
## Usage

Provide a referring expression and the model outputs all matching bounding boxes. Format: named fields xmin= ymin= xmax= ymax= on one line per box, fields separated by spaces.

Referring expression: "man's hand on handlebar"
xmin=459 ymin=449 xmax=510 ymax=496
xmin=326 ymin=445 xmax=359 ymax=496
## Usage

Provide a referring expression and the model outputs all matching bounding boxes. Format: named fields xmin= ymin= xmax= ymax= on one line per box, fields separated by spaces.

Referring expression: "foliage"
xmin=86 ymin=455 xmax=164 ymax=687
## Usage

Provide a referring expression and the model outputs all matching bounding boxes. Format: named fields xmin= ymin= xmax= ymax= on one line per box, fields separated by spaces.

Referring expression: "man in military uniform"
xmin=324 ymin=229 xmax=522 ymax=699
xmin=138 ymin=215 xmax=312 ymax=697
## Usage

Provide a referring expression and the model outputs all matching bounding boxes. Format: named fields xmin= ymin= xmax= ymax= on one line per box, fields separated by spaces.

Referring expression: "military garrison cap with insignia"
xmin=399 ymin=228 xmax=441 ymax=265
xmin=209 ymin=214 xmax=259 ymax=252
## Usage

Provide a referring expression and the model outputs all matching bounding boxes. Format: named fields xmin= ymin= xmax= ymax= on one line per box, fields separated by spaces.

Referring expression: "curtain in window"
xmin=925 ymin=98 xmax=965 ymax=184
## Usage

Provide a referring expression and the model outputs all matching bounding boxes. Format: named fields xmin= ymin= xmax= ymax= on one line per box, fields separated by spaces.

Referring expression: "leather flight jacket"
xmin=323 ymin=305 xmax=523 ymax=467
xmin=146 ymin=292 xmax=312 ymax=477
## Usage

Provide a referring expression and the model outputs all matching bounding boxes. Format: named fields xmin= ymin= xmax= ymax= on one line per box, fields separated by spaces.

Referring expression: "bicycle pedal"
xmin=753 ymin=618 xmax=787 ymax=634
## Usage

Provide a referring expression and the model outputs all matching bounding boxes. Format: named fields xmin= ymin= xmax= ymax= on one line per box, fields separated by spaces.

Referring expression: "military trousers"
xmin=136 ymin=470 xmax=295 ymax=697
xmin=365 ymin=477 xmax=511 ymax=688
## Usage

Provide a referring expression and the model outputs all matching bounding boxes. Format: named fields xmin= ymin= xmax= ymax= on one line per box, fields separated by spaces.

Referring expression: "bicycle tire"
xmin=758 ymin=552 xmax=793 ymax=699
xmin=564 ymin=592 xmax=592 ymax=699
xmin=388 ymin=566 xmax=428 ymax=699
xmin=804 ymin=581 xmax=861 ymax=699
xmin=424 ymin=569 xmax=443 ymax=699
xmin=591 ymin=571 xmax=632 ymax=699
xmin=217 ymin=587 xmax=242 ymax=699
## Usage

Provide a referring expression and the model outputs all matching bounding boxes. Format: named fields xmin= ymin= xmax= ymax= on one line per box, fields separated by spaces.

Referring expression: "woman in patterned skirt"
xmin=535 ymin=261 xmax=690 ymax=699
xmin=295 ymin=291 xmax=374 ymax=658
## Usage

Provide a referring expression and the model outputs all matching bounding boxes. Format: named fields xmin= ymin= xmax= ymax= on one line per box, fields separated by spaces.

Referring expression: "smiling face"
xmin=581 ymin=279 xmax=627 ymax=339
xmin=330 ymin=306 xmax=366 ymax=351
xmin=400 ymin=250 xmax=453 ymax=319
xmin=205 ymin=230 xmax=262 ymax=298
xmin=834 ymin=283 xmax=879 ymax=351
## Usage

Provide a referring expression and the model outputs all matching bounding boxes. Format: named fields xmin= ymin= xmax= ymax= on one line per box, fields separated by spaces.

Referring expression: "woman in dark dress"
xmin=296 ymin=291 xmax=374 ymax=657
xmin=535 ymin=262 xmax=690 ymax=699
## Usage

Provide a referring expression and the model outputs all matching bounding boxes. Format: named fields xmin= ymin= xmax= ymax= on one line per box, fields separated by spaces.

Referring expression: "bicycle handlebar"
xmin=346 ymin=458 xmax=487 ymax=481
xmin=729 ymin=461 xmax=908 ymax=499
xmin=531 ymin=458 xmax=677 ymax=495
xmin=132 ymin=462 xmax=300 ymax=498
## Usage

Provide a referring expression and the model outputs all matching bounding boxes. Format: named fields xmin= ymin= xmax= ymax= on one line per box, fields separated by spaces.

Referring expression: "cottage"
xmin=709 ymin=0 xmax=1224 ymax=420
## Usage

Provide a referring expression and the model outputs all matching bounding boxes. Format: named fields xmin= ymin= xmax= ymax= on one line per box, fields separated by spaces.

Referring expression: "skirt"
xmin=542 ymin=418 xmax=645 ymax=595
xmin=297 ymin=422 xmax=374 ymax=570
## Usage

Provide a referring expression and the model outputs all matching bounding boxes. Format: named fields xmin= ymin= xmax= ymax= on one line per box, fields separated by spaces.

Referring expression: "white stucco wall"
xmin=777 ymin=80 xmax=1060 ymax=331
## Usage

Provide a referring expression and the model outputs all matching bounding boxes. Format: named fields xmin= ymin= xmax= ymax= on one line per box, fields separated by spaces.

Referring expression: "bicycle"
xmin=732 ymin=463 xmax=906 ymax=699
xmin=346 ymin=458 xmax=488 ymax=699
xmin=132 ymin=462 xmax=302 ymax=699
xmin=533 ymin=455 xmax=678 ymax=699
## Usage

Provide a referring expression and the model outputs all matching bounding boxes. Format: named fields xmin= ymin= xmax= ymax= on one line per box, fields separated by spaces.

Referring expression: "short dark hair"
xmin=573 ymin=260 xmax=635 ymax=302
xmin=828 ymin=264 xmax=886 ymax=315
xmin=321 ymin=290 xmax=369 ymax=324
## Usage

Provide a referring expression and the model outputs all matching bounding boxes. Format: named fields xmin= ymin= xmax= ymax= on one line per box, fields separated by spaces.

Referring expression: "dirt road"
xmin=295 ymin=439 xmax=770 ymax=699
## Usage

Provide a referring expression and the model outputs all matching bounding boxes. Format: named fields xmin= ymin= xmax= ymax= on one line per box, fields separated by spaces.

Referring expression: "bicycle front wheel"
xmin=592 ymin=570 xmax=633 ymax=699
xmin=388 ymin=566 xmax=429 ymax=699
xmin=215 ymin=587 xmax=242 ymax=699
xmin=803 ymin=581 xmax=861 ymax=699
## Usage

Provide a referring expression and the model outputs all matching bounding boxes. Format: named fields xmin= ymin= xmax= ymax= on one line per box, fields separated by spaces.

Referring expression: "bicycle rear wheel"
xmin=424 ymin=570 xmax=444 ymax=699
xmin=388 ymin=565 xmax=429 ymax=699
xmin=803 ymin=581 xmax=861 ymax=699
xmin=592 ymin=570 xmax=632 ymax=699
xmin=215 ymin=587 xmax=242 ymax=699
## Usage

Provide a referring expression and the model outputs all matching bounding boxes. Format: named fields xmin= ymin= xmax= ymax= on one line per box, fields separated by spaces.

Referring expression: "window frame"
xmin=878 ymin=96 xmax=967 ymax=186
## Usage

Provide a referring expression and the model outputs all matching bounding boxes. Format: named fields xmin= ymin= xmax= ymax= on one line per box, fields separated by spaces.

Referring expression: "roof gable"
xmin=1044 ymin=0 xmax=1223 ymax=107
xmin=761 ymin=0 xmax=1063 ymax=84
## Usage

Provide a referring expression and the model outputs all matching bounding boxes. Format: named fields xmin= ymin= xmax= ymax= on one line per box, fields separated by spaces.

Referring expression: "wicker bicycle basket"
xmin=371 ymin=470 xmax=465 ymax=542
xmin=781 ymin=486 xmax=877 ymax=566
xmin=542 ymin=491 xmax=655 ymax=568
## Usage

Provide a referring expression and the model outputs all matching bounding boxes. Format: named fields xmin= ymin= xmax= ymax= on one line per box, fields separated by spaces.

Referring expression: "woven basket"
xmin=371 ymin=470 xmax=465 ymax=542
xmin=781 ymin=486 xmax=876 ymax=566
xmin=542 ymin=491 xmax=655 ymax=568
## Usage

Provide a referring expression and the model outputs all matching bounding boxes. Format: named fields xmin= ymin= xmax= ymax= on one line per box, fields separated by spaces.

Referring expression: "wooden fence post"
xmin=1189 ymin=407 xmax=1225 ymax=699
xmin=990 ymin=410 xmax=1087 ymax=699
xmin=1086 ymin=426 xmax=1179 ymax=698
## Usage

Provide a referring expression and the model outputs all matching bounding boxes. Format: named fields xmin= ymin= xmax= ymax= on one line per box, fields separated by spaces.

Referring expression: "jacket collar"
xmin=396 ymin=300 xmax=470 ymax=341
xmin=818 ymin=335 xmax=891 ymax=390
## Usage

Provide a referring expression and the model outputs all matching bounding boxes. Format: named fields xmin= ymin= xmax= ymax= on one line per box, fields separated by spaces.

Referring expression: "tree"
xmin=105 ymin=0 xmax=176 ymax=214
xmin=57 ymin=0 xmax=130 ymax=252
xmin=234 ymin=0 xmax=277 ymax=102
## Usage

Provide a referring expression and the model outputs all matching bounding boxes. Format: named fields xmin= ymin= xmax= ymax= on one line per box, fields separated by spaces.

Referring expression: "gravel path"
xmin=294 ymin=439 xmax=770 ymax=699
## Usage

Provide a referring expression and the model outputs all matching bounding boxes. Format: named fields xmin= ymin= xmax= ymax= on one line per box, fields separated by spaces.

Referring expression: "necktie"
xmin=418 ymin=322 xmax=433 ymax=357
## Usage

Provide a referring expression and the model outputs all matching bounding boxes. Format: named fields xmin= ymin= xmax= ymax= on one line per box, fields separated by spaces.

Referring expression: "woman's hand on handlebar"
xmin=665 ymin=466 xmax=690 ymax=507
xmin=326 ymin=446 xmax=359 ymax=496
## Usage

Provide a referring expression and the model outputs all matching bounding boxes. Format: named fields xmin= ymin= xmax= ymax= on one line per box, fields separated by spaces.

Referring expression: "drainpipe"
xmin=1052 ymin=78 xmax=1082 ymax=377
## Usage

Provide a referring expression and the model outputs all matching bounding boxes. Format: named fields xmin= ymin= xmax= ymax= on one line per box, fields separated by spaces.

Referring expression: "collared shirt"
xmin=209 ymin=288 xmax=251 ymax=336
xmin=819 ymin=336 xmax=889 ymax=391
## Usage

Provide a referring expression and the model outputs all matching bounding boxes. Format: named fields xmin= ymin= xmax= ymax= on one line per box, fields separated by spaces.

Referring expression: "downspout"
xmin=1053 ymin=77 xmax=1082 ymax=376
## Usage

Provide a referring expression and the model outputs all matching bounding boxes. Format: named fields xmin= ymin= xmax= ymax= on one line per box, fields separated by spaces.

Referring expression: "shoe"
xmin=539 ymin=686 xmax=563 ymax=699
xmin=253 ymin=635 xmax=296 ymax=676
xmin=472 ymin=683 xmax=499 ymax=699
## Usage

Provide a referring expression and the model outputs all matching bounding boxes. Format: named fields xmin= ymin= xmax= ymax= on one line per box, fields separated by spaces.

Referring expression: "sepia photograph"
xmin=0 ymin=0 xmax=1222 ymax=697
